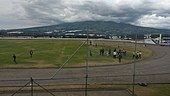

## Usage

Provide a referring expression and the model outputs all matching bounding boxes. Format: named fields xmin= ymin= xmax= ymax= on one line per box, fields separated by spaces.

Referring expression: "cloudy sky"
xmin=0 ymin=0 xmax=170 ymax=29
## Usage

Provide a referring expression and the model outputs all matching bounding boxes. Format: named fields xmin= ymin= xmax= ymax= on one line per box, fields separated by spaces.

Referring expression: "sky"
xmin=0 ymin=0 xmax=170 ymax=29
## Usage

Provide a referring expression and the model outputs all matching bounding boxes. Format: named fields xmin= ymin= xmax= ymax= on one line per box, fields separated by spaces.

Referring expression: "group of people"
xmin=132 ymin=51 xmax=142 ymax=59
xmin=112 ymin=48 xmax=127 ymax=62
xmin=90 ymin=41 xmax=97 ymax=47
xmin=12 ymin=50 xmax=33 ymax=64
xmin=90 ymin=45 xmax=143 ymax=63
xmin=12 ymin=45 xmax=142 ymax=64
xmin=98 ymin=47 xmax=127 ymax=63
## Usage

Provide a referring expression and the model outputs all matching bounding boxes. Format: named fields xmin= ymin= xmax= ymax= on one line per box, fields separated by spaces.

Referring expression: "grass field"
xmin=117 ymin=84 xmax=170 ymax=96
xmin=91 ymin=84 xmax=170 ymax=96
xmin=0 ymin=39 xmax=152 ymax=68
xmin=134 ymin=84 xmax=170 ymax=96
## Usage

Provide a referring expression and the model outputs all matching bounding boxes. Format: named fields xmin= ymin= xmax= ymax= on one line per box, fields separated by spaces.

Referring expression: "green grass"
xmin=132 ymin=84 xmax=170 ymax=96
xmin=89 ymin=84 xmax=170 ymax=96
xmin=0 ymin=39 xmax=152 ymax=68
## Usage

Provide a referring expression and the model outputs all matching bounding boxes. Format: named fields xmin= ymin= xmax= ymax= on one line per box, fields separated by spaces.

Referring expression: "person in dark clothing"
xmin=101 ymin=48 xmax=104 ymax=56
xmin=108 ymin=48 xmax=111 ymax=56
xmin=90 ymin=50 xmax=92 ymax=56
xmin=100 ymin=47 xmax=104 ymax=56
xmin=13 ymin=54 xmax=17 ymax=64
xmin=30 ymin=50 xmax=33 ymax=58
xmin=118 ymin=52 xmax=122 ymax=63
xmin=117 ymin=49 xmax=122 ymax=62
xmin=114 ymin=48 xmax=116 ymax=52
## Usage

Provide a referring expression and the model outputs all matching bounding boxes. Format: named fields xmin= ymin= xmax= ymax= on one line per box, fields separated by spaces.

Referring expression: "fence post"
xmin=31 ymin=77 xmax=33 ymax=96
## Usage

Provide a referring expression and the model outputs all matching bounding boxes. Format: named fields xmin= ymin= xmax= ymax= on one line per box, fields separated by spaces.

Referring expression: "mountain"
xmin=0 ymin=21 xmax=170 ymax=37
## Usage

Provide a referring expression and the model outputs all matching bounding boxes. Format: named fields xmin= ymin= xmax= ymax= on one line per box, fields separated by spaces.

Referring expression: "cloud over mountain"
xmin=0 ymin=0 xmax=170 ymax=29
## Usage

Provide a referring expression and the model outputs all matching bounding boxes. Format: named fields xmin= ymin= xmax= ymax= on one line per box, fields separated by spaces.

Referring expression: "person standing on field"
xmin=90 ymin=50 xmax=92 ymax=56
xmin=139 ymin=51 xmax=142 ymax=59
xmin=113 ymin=51 xmax=117 ymax=58
xmin=30 ymin=50 xmax=33 ymax=58
xmin=13 ymin=54 xmax=17 ymax=64
xmin=101 ymin=47 xmax=104 ymax=56
xmin=108 ymin=48 xmax=111 ymax=56
xmin=132 ymin=51 xmax=135 ymax=59
xmin=118 ymin=52 xmax=122 ymax=63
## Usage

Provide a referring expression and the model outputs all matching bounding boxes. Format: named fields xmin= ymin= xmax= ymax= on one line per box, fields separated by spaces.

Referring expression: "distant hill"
xmin=0 ymin=21 xmax=170 ymax=36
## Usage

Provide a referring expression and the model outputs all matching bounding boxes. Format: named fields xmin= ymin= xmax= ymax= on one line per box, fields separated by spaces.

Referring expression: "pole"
xmin=11 ymin=81 xmax=31 ymax=96
xmin=31 ymin=77 xmax=33 ymax=96
xmin=33 ymin=80 xmax=55 ymax=96
xmin=51 ymin=42 xmax=85 ymax=79
xmin=132 ymin=34 xmax=137 ymax=96
xmin=85 ymin=30 xmax=89 ymax=96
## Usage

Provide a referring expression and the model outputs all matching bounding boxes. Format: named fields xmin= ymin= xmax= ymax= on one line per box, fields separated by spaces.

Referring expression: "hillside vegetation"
xmin=1 ymin=21 xmax=170 ymax=37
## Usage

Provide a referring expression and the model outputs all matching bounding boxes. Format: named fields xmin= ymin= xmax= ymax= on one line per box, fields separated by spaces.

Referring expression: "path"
xmin=0 ymin=45 xmax=170 ymax=96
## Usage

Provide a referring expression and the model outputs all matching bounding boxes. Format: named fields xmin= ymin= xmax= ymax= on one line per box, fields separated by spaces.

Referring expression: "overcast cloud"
xmin=0 ymin=0 xmax=170 ymax=29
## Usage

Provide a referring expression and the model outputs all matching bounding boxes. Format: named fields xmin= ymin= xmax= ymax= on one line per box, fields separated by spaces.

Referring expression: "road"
xmin=0 ymin=45 xmax=170 ymax=96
